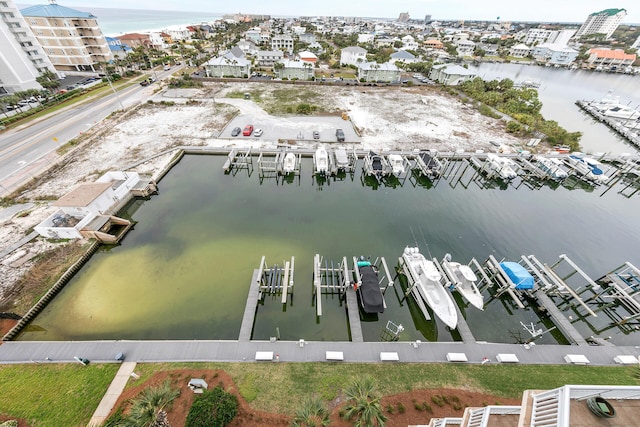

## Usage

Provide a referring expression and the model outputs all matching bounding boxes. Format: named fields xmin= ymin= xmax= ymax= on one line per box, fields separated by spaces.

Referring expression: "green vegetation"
xmin=342 ymin=376 xmax=387 ymax=427
xmin=460 ymin=77 xmax=582 ymax=150
xmin=0 ymin=364 xmax=119 ymax=427
xmin=0 ymin=362 xmax=636 ymax=425
xmin=186 ymin=385 xmax=238 ymax=427
xmin=226 ymin=88 xmax=323 ymax=115
xmin=292 ymin=396 xmax=330 ymax=427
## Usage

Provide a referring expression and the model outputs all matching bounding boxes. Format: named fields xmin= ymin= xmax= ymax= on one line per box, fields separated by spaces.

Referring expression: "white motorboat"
xmin=486 ymin=153 xmax=518 ymax=180
xmin=314 ymin=146 xmax=329 ymax=175
xmin=282 ymin=152 xmax=296 ymax=174
xmin=567 ymin=155 xmax=609 ymax=183
xmin=590 ymin=93 xmax=640 ymax=120
xmin=333 ymin=147 xmax=350 ymax=171
xmin=401 ymin=247 xmax=458 ymax=329
xmin=386 ymin=154 xmax=405 ymax=177
xmin=441 ymin=254 xmax=484 ymax=310
xmin=534 ymin=156 xmax=568 ymax=180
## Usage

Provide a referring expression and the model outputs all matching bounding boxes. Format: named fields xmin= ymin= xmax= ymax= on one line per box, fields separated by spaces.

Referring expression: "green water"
xmin=18 ymin=155 xmax=640 ymax=345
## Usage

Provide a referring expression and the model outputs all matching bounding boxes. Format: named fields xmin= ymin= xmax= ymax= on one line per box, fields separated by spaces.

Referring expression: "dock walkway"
xmin=345 ymin=287 xmax=364 ymax=342
xmin=453 ymin=302 xmax=476 ymax=343
xmin=238 ymin=269 xmax=260 ymax=342
xmin=534 ymin=290 xmax=588 ymax=346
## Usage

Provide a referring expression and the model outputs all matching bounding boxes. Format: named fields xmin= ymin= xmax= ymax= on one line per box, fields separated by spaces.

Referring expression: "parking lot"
xmin=221 ymin=114 xmax=362 ymax=143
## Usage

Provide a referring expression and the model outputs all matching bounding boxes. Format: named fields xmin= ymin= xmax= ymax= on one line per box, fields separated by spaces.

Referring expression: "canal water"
xmin=470 ymin=63 xmax=640 ymax=155
xmin=17 ymin=154 xmax=640 ymax=346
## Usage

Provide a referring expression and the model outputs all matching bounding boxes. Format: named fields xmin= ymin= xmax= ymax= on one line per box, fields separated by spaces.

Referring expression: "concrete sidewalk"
xmin=87 ymin=361 xmax=137 ymax=426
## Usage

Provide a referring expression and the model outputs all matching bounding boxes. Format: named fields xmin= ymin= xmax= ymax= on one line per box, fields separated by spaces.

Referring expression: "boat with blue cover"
xmin=499 ymin=262 xmax=535 ymax=290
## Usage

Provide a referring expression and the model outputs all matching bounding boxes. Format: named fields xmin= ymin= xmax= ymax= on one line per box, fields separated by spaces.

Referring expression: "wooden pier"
xmin=576 ymin=100 xmax=640 ymax=149
xmin=239 ymin=268 xmax=260 ymax=342
xmin=534 ymin=290 xmax=588 ymax=346
xmin=345 ymin=287 xmax=364 ymax=342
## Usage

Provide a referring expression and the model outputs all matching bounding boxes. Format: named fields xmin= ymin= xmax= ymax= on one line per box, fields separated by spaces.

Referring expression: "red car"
xmin=242 ymin=125 xmax=254 ymax=136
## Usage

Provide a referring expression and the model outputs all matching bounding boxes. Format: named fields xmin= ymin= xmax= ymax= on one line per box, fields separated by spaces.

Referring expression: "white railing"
xmin=468 ymin=406 xmax=521 ymax=427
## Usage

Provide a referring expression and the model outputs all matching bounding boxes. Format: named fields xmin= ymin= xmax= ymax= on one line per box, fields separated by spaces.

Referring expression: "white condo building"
xmin=0 ymin=0 xmax=58 ymax=94
xmin=20 ymin=0 xmax=112 ymax=72
xmin=575 ymin=8 xmax=627 ymax=39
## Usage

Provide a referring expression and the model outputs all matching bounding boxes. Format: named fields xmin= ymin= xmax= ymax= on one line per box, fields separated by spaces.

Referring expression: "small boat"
xmin=282 ymin=152 xmax=296 ymax=174
xmin=416 ymin=151 xmax=444 ymax=178
xmin=441 ymin=254 xmax=484 ymax=310
xmin=364 ymin=151 xmax=387 ymax=182
xmin=333 ymin=147 xmax=349 ymax=171
xmin=499 ymin=262 xmax=534 ymax=290
xmin=552 ymin=145 xmax=571 ymax=154
xmin=314 ymin=146 xmax=329 ymax=175
xmin=386 ymin=154 xmax=405 ymax=177
xmin=534 ymin=156 xmax=568 ymax=180
xmin=355 ymin=257 xmax=384 ymax=313
xmin=486 ymin=153 xmax=518 ymax=180
xmin=567 ymin=155 xmax=609 ymax=183
xmin=402 ymin=247 xmax=458 ymax=328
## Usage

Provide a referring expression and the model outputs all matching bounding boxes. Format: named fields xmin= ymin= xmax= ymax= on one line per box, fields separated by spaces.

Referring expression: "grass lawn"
xmin=130 ymin=362 xmax=640 ymax=414
xmin=0 ymin=363 xmax=119 ymax=427
xmin=0 ymin=361 xmax=636 ymax=423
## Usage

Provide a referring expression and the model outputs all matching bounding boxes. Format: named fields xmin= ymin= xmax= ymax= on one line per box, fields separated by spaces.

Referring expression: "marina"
xmin=6 ymin=153 xmax=640 ymax=350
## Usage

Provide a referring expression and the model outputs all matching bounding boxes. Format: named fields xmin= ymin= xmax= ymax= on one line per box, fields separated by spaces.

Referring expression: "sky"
xmin=27 ymin=1 xmax=640 ymax=23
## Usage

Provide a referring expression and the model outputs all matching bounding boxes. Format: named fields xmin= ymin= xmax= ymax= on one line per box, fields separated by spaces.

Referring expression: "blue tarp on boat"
xmin=499 ymin=262 xmax=535 ymax=290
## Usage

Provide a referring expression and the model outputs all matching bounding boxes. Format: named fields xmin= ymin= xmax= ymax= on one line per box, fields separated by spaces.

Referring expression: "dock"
xmin=345 ymin=287 xmax=364 ymax=342
xmin=451 ymin=300 xmax=476 ymax=343
xmin=576 ymin=100 xmax=640 ymax=149
xmin=534 ymin=290 xmax=588 ymax=346
xmin=222 ymin=147 xmax=253 ymax=175
xmin=239 ymin=268 xmax=261 ymax=342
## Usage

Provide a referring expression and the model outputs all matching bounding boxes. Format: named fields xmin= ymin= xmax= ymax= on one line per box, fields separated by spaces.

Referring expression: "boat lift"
xmin=222 ymin=147 xmax=253 ymax=175
xmin=483 ymin=255 xmax=526 ymax=309
xmin=412 ymin=150 xmax=446 ymax=180
xmin=256 ymin=256 xmax=294 ymax=304
xmin=352 ymin=256 xmax=394 ymax=308
xmin=312 ymin=254 xmax=351 ymax=316
xmin=329 ymin=147 xmax=358 ymax=175
xmin=362 ymin=152 xmax=390 ymax=184
xmin=590 ymin=262 xmax=640 ymax=328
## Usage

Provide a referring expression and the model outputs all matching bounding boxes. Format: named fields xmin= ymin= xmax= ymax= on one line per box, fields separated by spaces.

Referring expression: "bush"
xmin=506 ymin=121 xmax=523 ymax=134
xmin=478 ymin=104 xmax=501 ymax=119
xmin=186 ymin=385 xmax=238 ymax=427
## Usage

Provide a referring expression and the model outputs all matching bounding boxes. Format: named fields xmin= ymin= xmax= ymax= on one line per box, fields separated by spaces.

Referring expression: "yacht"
xmin=441 ymin=254 xmax=484 ymax=310
xmin=535 ymin=156 xmax=568 ymax=180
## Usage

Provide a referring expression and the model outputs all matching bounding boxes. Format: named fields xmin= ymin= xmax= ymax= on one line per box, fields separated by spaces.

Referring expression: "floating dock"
xmin=576 ymin=100 xmax=640 ymax=149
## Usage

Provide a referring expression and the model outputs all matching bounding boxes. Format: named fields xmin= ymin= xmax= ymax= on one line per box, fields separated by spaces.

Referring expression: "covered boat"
xmin=486 ymin=153 xmax=518 ymax=180
xmin=499 ymin=262 xmax=534 ymax=290
xmin=567 ymin=155 xmax=608 ymax=183
xmin=356 ymin=259 xmax=384 ymax=313
xmin=333 ymin=147 xmax=349 ymax=171
xmin=534 ymin=156 xmax=568 ymax=180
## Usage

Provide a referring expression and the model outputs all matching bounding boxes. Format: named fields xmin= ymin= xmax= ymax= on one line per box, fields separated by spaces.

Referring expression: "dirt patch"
xmin=0 ymin=416 xmax=32 ymax=427
xmin=0 ymin=318 xmax=18 ymax=337
xmin=111 ymin=369 xmax=521 ymax=427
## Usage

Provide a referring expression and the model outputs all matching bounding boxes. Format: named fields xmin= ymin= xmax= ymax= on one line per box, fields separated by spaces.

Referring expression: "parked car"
xmin=163 ymin=65 xmax=171 ymax=71
xmin=335 ymin=129 xmax=345 ymax=142
xmin=231 ymin=127 xmax=241 ymax=137
xmin=313 ymin=131 xmax=320 ymax=140
xmin=242 ymin=124 xmax=254 ymax=136
xmin=254 ymin=128 xmax=263 ymax=137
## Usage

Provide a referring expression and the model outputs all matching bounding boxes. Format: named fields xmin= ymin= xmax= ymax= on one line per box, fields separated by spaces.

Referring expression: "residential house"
xmin=148 ymin=32 xmax=169 ymax=50
xmin=34 ymin=171 xmax=155 ymax=243
xmin=20 ymin=2 xmax=112 ymax=72
xmin=401 ymin=35 xmax=418 ymax=50
xmin=357 ymin=61 xmax=401 ymax=82
xmin=0 ymin=0 xmax=58 ymax=93
xmin=424 ymin=39 xmax=444 ymax=50
xmin=245 ymin=27 xmax=262 ymax=44
xmin=298 ymin=50 xmax=318 ymax=64
xmin=271 ymin=34 xmax=294 ymax=54
xmin=307 ymin=42 xmax=324 ymax=54
xmin=358 ymin=33 xmax=375 ymax=43
xmin=455 ymin=39 xmax=476 ymax=57
xmin=375 ymin=37 xmax=395 ymax=47
xmin=531 ymin=44 xmax=578 ymax=66
xmin=587 ymin=48 xmax=636 ymax=70
xmin=256 ymin=50 xmax=283 ymax=66
xmin=509 ymin=43 xmax=530 ymax=58
xmin=105 ymin=37 xmax=132 ymax=59
xmin=237 ymin=39 xmax=258 ymax=56
xmin=428 ymin=63 xmax=477 ymax=85
xmin=340 ymin=46 xmax=367 ymax=66
xmin=299 ymin=33 xmax=316 ymax=44
xmin=390 ymin=49 xmax=417 ymax=64
xmin=291 ymin=25 xmax=305 ymax=35
xmin=204 ymin=52 xmax=251 ymax=77
xmin=275 ymin=59 xmax=314 ymax=80
xmin=116 ymin=33 xmax=151 ymax=50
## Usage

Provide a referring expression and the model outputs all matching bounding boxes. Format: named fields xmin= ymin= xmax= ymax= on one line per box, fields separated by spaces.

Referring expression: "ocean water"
xmin=67 ymin=6 xmax=222 ymax=36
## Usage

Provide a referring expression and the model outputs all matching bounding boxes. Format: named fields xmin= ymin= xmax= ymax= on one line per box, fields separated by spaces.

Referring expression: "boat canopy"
xmin=499 ymin=262 xmax=534 ymax=290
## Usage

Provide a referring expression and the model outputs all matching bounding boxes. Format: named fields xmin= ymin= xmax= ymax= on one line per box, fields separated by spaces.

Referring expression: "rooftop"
xmin=53 ymin=182 xmax=112 ymax=208
xmin=20 ymin=4 xmax=96 ymax=19
xmin=590 ymin=8 xmax=627 ymax=17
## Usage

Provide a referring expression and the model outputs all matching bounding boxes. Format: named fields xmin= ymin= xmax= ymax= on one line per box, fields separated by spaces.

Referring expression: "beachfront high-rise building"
xmin=20 ymin=0 xmax=112 ymax=72
xmin=398 ymin=12 xmax=410 ymax=23
xmin=575 ymin=8 xmax=627 ymax=39
xmin=0 ymin=0 xmax=58 ymax=94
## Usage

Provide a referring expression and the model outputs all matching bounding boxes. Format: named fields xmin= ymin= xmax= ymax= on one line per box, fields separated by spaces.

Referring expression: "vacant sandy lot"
xmin=0 ymin=82 xmax=525 ymax=303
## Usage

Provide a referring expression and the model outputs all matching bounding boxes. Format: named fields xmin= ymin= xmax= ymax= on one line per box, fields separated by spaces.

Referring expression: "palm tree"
xmin=342 ymin=376 xmax=386 ymax=427
xmin=291 ymin=396 xmax=330 ymax=427
xmin=121 ymin=380 xmax=180 ymax=427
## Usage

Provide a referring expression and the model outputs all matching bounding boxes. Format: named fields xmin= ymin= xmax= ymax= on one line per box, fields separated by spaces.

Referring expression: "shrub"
xmin=386 ymin=404 xmax=395 ymax=414
xmin=506 ymin=120 xmax=523 ymax=134
xmin=431 ymin=395 xmax=445 ymax=407
xmin=186 ymin=385 xmax=238 ymax=427
xmin=422 ymin=402 xmax=433 ymax=413
xmin=397 ymin=402 xmax=405 ymax=413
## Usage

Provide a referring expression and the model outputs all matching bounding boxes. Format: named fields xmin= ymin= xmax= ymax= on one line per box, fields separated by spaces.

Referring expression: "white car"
xmin=254 ymin=128 xmax=263 ymax=137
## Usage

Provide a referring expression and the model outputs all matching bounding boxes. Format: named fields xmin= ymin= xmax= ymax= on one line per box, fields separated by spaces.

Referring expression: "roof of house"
xmin=434 ymin=63 xmax=476 ymax=76
xmin=590 ymin=48 xmax=636 ymax=60
xmin=257 ymin=50 xmax=283 ymax=57
xmin=298 ymin=50 xmax=318 ymax=59
xmin=390 ymin=50 xmax=416 ymax=60
xmin=342 ymin=46 xmax=367 ymax=53
xmin=20 ymin=4 xmax=95 ymax=19
xmin=511 ymin=43 xmax=531 ymax=50
xmin=281 ymin=59 xmax=311 ymax=69
xmin=205 ymin=56 xmax=250 ymax=66
xmin=229 ymin=46 xmax=245 ymax=58
xmin=358 ymin=61 xmax=399 ymax=71
xmin=53 ymin=182 xmax=112 ymax=208
xmin=116 ymin=33 xmax=151 ymax=40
